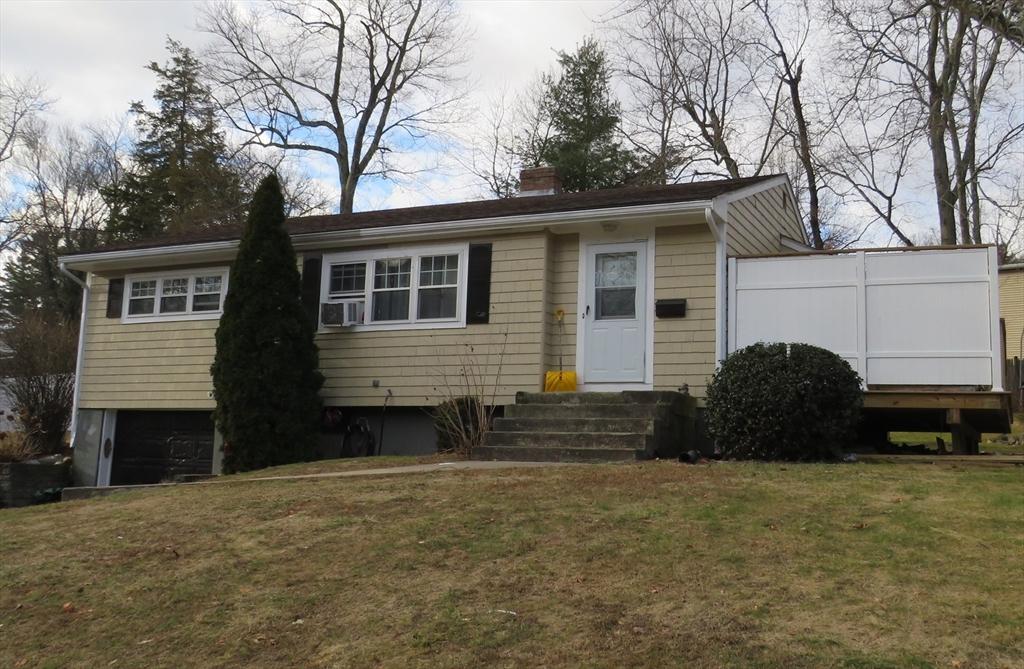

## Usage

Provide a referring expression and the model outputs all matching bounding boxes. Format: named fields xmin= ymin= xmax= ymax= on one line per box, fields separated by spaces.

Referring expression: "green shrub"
xmin=211 ymin=174 xmax=324 ymax=473
xmin=705 ymin=343 xmax=863 ymax=460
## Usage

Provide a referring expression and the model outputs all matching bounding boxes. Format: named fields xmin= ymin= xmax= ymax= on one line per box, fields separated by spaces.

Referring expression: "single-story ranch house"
xmin=60 ymin=169 xmax=806 ymax=484
xmin=60 ymin=168 xmax=1013 ymax=486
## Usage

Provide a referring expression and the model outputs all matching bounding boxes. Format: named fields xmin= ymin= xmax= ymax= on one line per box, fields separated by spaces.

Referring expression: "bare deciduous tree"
xmin=0 ymin=120 xmax=123 ymax=323
xmin=613 ymin=0 xmax=785 ymax=181
xmin=612 ymin=1 xmax=693 ymax=185
xmin=751 ymin=0 xmax=833 ymax=248
xmin=0 ymin=77 xmax=50 ymax=253
xmin=831 ymin=0 xmax=1023 ymax=245
xmin=459 ymin=91 xmax=520 ymax=199
xmin=201 ymin=0 xmax=469 ymax=214
xmin=0 ymin=313 xmax=77 ymax=454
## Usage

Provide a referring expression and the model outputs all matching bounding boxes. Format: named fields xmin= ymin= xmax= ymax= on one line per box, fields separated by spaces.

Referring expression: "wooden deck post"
xmin=946 ymin=408 xmax=980 ymax=455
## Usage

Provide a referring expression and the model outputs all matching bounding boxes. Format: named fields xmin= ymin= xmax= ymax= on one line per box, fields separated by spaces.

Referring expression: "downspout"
xmin=59 ymin=262 xmax=89 ymax=448
xmin=705 ymin=206 xmax=729 ymax=365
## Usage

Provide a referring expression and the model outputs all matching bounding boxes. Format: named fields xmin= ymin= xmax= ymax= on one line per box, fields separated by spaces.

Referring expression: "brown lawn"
xmin=1 ymin=460 xmax=1021 ymax=668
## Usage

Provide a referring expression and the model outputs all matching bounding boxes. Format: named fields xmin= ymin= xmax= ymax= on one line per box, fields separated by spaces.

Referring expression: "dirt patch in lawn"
xmin=1 ymin=461 xmax=1021 ymax=668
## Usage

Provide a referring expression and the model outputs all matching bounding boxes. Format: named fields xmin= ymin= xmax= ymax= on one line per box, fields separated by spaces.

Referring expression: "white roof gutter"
xmin=705 ymin=207 xmax=729 ymax=365
xmin=58 ymin=262 xmax=89 ymax=452
xmin=59 ymin=199 xmax=711 ymax=272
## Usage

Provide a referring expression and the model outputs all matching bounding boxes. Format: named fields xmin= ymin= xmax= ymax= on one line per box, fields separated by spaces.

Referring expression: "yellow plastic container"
xmin=544 ymin=370 xmax=577 ymax=392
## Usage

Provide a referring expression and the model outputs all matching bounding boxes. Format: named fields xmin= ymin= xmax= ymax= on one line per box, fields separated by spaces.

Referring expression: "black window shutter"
xmin=466 ymin=243 xmax=492 ymax=324
xmin=301 ymin=254 xmax=323 ymax=329
xmin=105 ymin=278 xmax=124 ymax=318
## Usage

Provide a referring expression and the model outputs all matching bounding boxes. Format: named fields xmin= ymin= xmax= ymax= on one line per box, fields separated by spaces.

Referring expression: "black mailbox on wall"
xmin=655 ymin=298 xmax=687 ymax=318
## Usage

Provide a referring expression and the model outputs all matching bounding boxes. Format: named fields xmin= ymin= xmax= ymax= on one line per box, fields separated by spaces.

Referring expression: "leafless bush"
xmin=0 ymin=315 xmax=76 ymax=454
xmin=0 ymin=431 xmax=38 ymax=463
xmin=431 ymin=332 xmax=508 ymax=456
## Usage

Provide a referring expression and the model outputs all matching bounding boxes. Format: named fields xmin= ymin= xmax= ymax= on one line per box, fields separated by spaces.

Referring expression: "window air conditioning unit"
xmin=322 ymin=300 xmax=365 ymax=327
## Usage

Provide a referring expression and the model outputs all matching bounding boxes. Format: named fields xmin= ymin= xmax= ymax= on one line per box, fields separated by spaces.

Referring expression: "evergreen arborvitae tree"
xmin=537 ymin=39 xmax=638 ymax=192
xmin=211 ymin=174 xmax=323 ymax=473
xmin=104 ymin=39 xmax=246 ymax=243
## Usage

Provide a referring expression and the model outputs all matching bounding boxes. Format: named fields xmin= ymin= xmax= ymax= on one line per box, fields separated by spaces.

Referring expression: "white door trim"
xmin=575 ymin=230 xmax=656 ymax=391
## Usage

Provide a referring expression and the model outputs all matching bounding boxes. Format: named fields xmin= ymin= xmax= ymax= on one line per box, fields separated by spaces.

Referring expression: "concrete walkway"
xmin=62 ymin=460 xmax=567 ymax=501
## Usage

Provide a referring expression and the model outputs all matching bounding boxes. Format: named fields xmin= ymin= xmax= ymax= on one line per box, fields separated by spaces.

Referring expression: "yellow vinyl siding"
xmin=1001 ymin=268 xmax=1024 ymax=358
xmin=543 ymin=232 xmax=579 ymax=374
xmin=653 ymin=225 xmax=717 ymax=399
xmin=80 ymin=232 xmax=551 ymax=410
xmin=79 ymin=275 xmax=218 ymax=410
xmin=316 ymin=232 xmax=547 ymax=406
xmin=727 ymin=184 xmax=803 ymax=256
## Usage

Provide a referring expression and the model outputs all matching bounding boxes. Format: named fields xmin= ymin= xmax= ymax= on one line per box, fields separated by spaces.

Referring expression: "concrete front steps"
xmin=474 ymin=391 xmax=695 ymax=463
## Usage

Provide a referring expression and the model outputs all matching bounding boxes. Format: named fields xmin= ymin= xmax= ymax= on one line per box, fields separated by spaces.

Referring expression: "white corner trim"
xmin=712 ymin=175 xmax=790 ymax=206
xmin=706 ymin=208 xmax=729 ymax=365
xmin=988 ymin=245 xmax=1004 ymax=391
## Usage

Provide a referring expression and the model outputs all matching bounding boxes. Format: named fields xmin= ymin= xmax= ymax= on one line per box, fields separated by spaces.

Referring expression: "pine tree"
xmin=0 ymin=230 xmax=88 ymax=324
xmin=536 ymin=39 xmax=639 ymax=191
xmin=104 ymin=39 xmax=245 ymax=242
xmin=210 ymin=174 xmax=324 ymax=473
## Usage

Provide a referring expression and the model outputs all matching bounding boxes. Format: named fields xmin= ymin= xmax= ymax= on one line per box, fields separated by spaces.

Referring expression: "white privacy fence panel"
xmin=727 ymin=247 xmax=1002 ymax=390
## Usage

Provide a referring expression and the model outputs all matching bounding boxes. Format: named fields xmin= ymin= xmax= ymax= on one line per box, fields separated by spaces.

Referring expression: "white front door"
xmin=582 ymin=241 xmax=647 ymax=383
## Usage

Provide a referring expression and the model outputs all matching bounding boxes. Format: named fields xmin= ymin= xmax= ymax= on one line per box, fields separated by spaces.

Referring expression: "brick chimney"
xmin=517 ymin=166 xmax=562 ymax=197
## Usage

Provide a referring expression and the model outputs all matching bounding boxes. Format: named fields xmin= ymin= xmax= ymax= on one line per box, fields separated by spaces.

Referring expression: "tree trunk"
xmin=340 ymin=174 xmax=357 ymax=215
xmin=786 ymin=65 xmax=823 ymax=249
xmin=927 ymin=9 xmax=959 ymax=244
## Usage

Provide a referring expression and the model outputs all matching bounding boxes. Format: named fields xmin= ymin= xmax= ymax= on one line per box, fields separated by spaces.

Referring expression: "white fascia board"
xmin=780 ymin=234 xmax=813 ymax=252
xmin=59 ymin=199 xmax=711 ymax=272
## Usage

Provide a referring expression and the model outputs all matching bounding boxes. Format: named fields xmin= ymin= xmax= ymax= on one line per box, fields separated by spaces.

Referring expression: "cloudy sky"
xmin=1 ymin=0 xmax=620 ymax=211
xmin=5 ymin=0 xmax=1015 ymax=249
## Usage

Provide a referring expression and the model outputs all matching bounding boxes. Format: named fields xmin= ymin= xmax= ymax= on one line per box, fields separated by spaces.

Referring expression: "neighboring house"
xmin=1000 ymin=264 xmax=1023 ymax=359
xmin=60 ymin=170 xmax=806 ymax=485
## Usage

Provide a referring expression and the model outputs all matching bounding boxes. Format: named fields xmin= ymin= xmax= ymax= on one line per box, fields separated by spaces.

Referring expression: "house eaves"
xmin=59 ymin=199 xmax=712 ymax=272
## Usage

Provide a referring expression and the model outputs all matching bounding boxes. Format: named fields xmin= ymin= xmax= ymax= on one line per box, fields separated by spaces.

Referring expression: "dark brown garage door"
xmin=111 ymin=411 xmax=215 ymax=485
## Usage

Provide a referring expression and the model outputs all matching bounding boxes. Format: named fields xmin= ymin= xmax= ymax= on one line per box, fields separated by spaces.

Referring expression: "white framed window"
xmin=321 ymin=243 xmax=468 ymax=331
xmin=122 ymin=267 xmax=229 ymax=323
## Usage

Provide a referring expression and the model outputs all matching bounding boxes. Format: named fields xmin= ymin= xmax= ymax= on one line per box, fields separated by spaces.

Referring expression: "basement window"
xmin=123 ymin=268 xmax=229 ymax=322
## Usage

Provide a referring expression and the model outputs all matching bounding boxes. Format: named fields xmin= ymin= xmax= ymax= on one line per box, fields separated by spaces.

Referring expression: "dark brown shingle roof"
xmin=80 ymin=174 xmax=782 ymax=254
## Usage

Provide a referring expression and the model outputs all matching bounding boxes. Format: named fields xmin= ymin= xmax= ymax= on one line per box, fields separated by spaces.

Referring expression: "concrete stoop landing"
xmin=475 ymin=391 xmax=696 ymax=463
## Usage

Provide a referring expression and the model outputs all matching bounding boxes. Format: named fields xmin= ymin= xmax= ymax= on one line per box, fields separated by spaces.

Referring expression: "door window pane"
xmin=595 ymin=252 xmax=637 ymax=319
